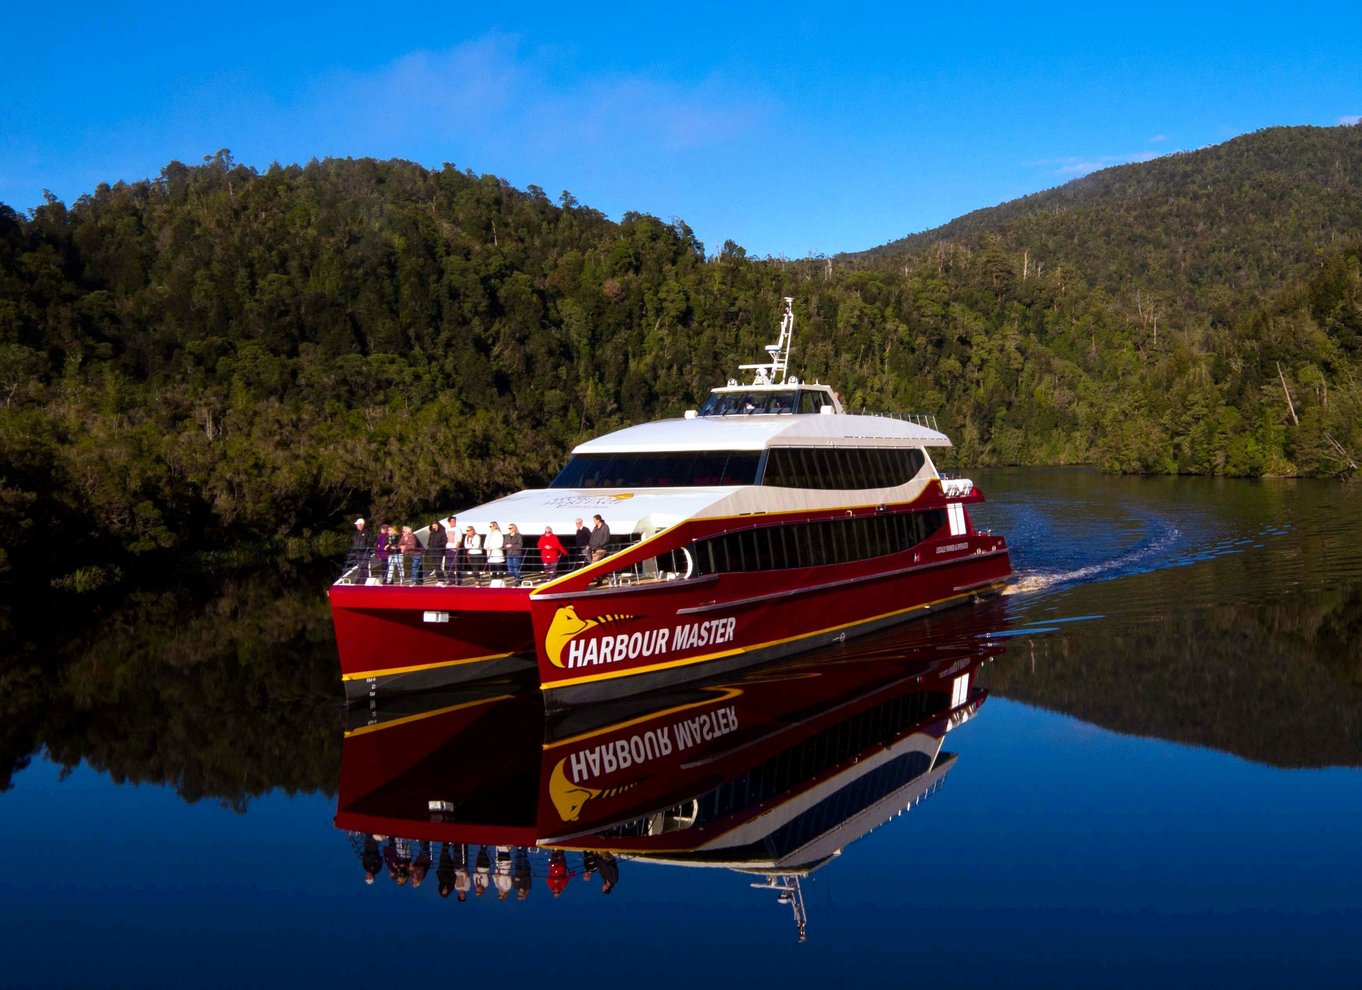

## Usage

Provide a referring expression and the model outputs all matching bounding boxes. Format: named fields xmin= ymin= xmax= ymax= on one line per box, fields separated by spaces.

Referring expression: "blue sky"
xmin=2 ymin=2 xmax=1359 ymax=257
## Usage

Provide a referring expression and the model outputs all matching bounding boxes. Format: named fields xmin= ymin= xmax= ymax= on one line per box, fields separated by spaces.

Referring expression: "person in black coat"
xmin=598 ymin=851 xmax=619 ymax=894
xmin=350 ymin=518 xmax=372 ymax=580
xmin=573 ymin=517 xmax=591 ymax=569
xmin=426 ymin=520 xmax=448 ymax=583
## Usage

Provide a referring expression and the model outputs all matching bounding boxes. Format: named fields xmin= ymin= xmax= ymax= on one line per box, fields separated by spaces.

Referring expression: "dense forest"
xmin=858 ymin=124 xmax=1362 ymax=326
xmin=2 ymin=125 xmax=1362 ymax=588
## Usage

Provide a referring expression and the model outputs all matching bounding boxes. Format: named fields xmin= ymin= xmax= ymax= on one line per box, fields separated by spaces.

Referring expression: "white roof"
xmin=441 ymin=486 xmax=738 ymax=540
xmin=444 ymin=469 xmax=937 ymax=541
xmin=574 ymin=412 xmax=951 ymax=454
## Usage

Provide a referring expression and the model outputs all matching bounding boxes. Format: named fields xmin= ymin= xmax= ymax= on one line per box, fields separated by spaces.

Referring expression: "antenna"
xmin=738 ymin=297 xmax=795 ymax=386
xmin=750 ymin=873 xmax=808 ymax=941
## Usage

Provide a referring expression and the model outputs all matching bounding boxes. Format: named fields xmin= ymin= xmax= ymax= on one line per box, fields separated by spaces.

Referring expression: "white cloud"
xmin=521 ymin=73 xmax=763 ymax=158
xmin=1338 ymin=115 xmax=1361 ymax=126
xmin=287 ymin=35 xmax=767 ymax=167
xmin=293 ymin=35 xmax=533 ymax=145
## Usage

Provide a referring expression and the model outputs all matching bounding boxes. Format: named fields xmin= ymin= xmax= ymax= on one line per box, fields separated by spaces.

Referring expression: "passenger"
xmin=386 ymin=525 xmax=406 ymax=585
xmin=598 ymin=850 xmax=619 ymax=895
xmin=426 ymin=520 xmax=448 ymax=584
xmin=494 ymin=846 xmax=514 ymax=901
xmin=385 ymin=836 xmax=413 ymax=886
xmin=462 ymin=526 xmax=485 ymax=584
xmin=444 ymin=515 xmax=460 ymax=583
xmin=375 ymin=523 xmax=392 ymax=584
xmin=573 ymin=518 xmax=591 ymax=569
xmin=588 ymin=514 xmax=611 ymax=563
xmin=474 ymin=845 xmax=492 ymax=897
xmin=539 ymin=527 xmax=566 ymax=580
xmin=360 ymin=833 xmax=382 ymax=885
xmin=350 ymin=518 xmax=371 ymax=581
xmin=411 ymin=526 xmax=427 ymax=585
xmin=396 ymin=526 xmax=418 ymax=585
xmin=454 ymin=845 xmax=473 ymax=902
xmin=545 ymin=849 xmax=574 ymax=898
xmin=411 ymin=839 xmax=432 ymax=889
xmin=485 ymin=521 xmax=506 ymax=579
xmin=437 ymin=842 xmax=458 ymax=899
xmin=505 ymin=523 xmax=525 ymax=583
xmin=512 ymin=847 xmax=532 ymax=902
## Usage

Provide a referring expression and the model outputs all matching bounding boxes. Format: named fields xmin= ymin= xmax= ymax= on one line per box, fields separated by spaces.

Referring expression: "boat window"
xmin=797 ymin=390 xmax=822 ymax=415
xmin=550 ymin=451 xmax=762 ymax=488
xmin=846 ymin=447 xmax=868 ymax=490
xmin=697 ymin=390 xmax=800 ymax=416
xmin=679 ymin=508 xmax=947 ymax=576
xmin=761 ymin=447 xmax=926 ymax=490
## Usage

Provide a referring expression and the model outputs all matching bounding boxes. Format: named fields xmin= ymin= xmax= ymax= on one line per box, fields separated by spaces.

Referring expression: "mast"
xmin=738 ymin=297 xmax=796 ymax=386
xmin=750 ymin=873 xmax=809 ymax=941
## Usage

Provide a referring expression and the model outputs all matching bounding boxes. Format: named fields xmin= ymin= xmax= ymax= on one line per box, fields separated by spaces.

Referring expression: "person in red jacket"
xmin=545 ymin=849 xmax=575 ymax=898
xmin=538 ymin=526 xmax=567 ymax=580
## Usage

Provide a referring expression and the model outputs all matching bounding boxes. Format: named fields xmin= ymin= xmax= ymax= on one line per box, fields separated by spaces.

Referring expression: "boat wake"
xmin=1003 ymin=521 xmax=1182 ymax=597
xmin=998 ymin=501 xmax=1288 ymax=602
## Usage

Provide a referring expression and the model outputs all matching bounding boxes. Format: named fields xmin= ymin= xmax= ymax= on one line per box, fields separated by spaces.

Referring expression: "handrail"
xmin=856 ymin=411 xmax=939 ymax=430
xmin=334 ymin=537 xmax=640 ymax=588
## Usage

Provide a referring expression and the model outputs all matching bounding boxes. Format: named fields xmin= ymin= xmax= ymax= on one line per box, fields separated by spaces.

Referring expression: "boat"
xmin=334 ymin=614 xmax=1005 ymax=937
xmin=329 ymin=297 xmax=1011 ymax=704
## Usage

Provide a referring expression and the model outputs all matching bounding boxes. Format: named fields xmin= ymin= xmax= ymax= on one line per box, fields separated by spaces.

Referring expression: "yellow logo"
xmin=544 ymin=606 xmax=639 ymax=668
xmin=548 ymin=758 xmax=600 ymax=821
xmin=548 ymin=758 xmax=634 ymax=822
xmin=608 ymin=493 xmax=635 ymax=501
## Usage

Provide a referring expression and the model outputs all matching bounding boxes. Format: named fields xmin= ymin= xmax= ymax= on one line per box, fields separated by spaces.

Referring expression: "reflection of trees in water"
xmin=992 ymin=582 xmax=1362 ymax=768
xmin=3 ymin=556 xmax=1358 ymax=801
xmin=0 ymin=563 xmax=341 ymax=805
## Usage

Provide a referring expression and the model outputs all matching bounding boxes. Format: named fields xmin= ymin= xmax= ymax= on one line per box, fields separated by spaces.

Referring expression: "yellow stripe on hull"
xmin=541 ymin=584 xmax=1001 ymax=691
xmin=341 ymin=651 xmax=518 ymax=682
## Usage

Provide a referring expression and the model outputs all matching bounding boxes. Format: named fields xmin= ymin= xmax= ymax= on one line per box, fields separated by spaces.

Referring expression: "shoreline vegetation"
xmin=3 ymin=125 xmax=1361 ymax=587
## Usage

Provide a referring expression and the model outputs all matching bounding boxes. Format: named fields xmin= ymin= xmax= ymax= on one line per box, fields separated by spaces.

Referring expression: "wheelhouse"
xmin=696 ymin=385 xmax=839 ymax=417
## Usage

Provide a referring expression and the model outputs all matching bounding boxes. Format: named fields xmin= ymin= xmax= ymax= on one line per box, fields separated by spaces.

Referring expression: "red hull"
xmin=328 ymin=483 xmax=1010 ymax=703
xmin=329 ymin=584 xmax=537 ymax=700
xmin=529 ymin=536 xmax=1008 ymax=704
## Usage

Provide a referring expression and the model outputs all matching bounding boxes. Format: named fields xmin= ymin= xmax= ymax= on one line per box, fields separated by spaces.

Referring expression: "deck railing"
xmin=335 ymin=537 xmax=642 ymax=589
xmin=858 ymin=411 xmax=939 ymax=430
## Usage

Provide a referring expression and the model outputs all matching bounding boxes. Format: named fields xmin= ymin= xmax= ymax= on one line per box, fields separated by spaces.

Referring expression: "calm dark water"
xmin=2 ymin=468 xmax=1360 ymax=988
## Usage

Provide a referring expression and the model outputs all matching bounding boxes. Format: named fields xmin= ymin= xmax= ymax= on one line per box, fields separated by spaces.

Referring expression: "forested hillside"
xmin=858 ymin=124 xmax=1362 ymax=327
xmin=2 ymin=131 xmax=1360 ymax=588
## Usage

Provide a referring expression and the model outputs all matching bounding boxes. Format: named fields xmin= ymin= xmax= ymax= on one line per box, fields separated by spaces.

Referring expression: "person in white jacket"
xmin=462 ymin=526 xmax=484 ymax=584
xmin=484 ymin=521 xmax=506 ymax=579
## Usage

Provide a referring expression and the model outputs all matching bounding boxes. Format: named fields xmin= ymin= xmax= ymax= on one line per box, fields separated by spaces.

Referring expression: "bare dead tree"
xmin=1276 ymin=361 xmax=1300 ymax=426
xmin=1322 ymin=432 xmax=1358 ymax=476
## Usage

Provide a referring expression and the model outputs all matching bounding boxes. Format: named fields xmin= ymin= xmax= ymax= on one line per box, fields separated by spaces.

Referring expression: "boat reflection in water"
xmin=335 ymin=605 xmax=1007 ymax=941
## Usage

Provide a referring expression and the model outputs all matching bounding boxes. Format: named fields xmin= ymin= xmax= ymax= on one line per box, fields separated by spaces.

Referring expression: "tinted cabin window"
xmin=671 ymin=508 xmax=947 ymax=576
xmin=551 ymin=451 xmax=762 ymax=488
xmin=762 ymin=447 xmax=926 ymax=489
xmin=698 ymin=391 xmax=799 ymax=416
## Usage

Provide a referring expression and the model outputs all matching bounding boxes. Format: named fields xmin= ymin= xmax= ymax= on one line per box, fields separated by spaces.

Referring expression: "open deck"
xmin=333 ymin=536 xmax=660 ymax=590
